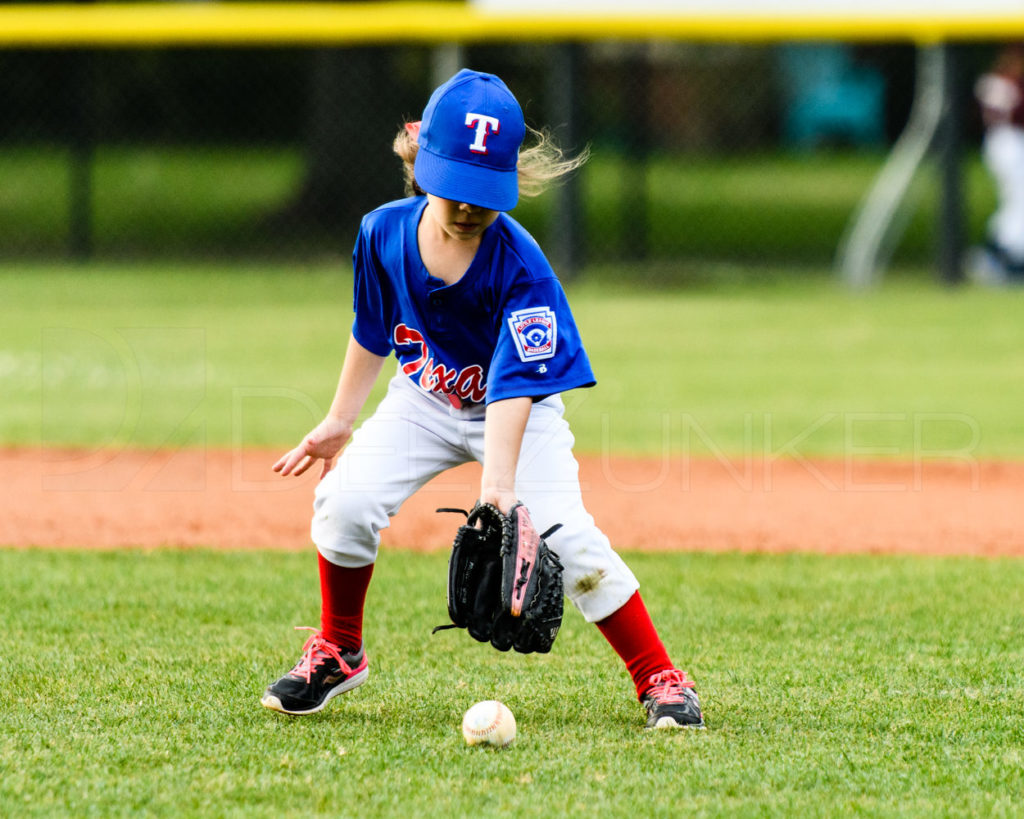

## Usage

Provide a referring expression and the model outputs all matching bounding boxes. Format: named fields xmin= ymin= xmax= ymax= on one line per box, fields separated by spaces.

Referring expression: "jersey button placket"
xmin=428 ymin=295 xmax=446 ymax=332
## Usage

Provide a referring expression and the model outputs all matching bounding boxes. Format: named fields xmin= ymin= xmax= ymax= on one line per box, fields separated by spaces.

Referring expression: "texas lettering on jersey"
xmin=394 ymin=323 xmax=487 ymax=404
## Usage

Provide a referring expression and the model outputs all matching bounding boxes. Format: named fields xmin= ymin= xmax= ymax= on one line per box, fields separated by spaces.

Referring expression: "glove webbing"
xmin=435 ymin=506 xmax=562 ymax=542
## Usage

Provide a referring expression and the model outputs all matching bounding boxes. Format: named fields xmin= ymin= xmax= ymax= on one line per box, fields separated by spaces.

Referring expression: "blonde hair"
xmin=392 ymin=123 xmax=589 ymax=203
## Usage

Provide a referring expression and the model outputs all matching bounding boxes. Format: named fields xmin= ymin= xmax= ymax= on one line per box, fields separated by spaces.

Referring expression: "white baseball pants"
xmin=983 ymin=124 xmax=1024 ymax=262
xmin=311 ymin=372 xmax=639 ymax=623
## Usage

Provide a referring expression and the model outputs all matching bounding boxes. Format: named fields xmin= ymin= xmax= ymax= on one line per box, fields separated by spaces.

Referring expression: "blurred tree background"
xmin=0 ymin=19 xmax=1008 ymax=280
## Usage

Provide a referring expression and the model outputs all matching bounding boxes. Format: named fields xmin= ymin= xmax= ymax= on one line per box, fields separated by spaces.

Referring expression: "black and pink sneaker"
xmin=261 ymin=628 xmax=369 ymax=715
xmin=641 ymin=669 xmax=705 ymax=729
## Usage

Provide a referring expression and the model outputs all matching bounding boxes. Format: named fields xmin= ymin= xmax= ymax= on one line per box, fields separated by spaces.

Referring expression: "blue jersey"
xmin=351 ymin=196 xmax=595 ymax=405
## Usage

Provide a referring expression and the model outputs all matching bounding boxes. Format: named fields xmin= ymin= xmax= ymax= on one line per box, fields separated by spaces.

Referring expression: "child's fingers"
xmin=273 ymin=447 xmax=305 ymax=476
xmin=318 ymin=458 xmax=336 ymax=480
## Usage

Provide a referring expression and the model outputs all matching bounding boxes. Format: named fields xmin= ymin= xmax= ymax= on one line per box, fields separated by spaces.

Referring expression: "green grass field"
xmin=3 ymin=264 xmax=1024 ymax=456
xmin=3 ymin=264 xmax=1024 ymax=816
xmin=2 ymin=548 xmax=1022 ymax=817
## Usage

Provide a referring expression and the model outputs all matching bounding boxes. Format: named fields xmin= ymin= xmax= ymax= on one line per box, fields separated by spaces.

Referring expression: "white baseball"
xmin=461 ymin=700 xmax=516 ymax=748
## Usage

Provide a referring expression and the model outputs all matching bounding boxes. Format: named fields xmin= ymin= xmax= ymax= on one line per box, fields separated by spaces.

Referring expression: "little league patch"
xmin=507 ymin=306 xmax=557 ymax=362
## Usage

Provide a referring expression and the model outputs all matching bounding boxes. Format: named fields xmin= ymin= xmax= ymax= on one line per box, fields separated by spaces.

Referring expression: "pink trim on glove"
xmin=510 ymin=506 xmax=540 ymax=617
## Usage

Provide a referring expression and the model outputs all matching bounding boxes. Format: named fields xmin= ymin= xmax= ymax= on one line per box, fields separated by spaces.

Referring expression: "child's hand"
xmin=478 ymin=488 xmax=516 ymax=516
xmin=272 ymin=417 xmax=354 ymax=480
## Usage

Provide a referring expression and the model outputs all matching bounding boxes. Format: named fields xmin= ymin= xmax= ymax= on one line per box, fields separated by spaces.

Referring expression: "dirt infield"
xmin=2 ymin=447 xmax=1021 ymax=557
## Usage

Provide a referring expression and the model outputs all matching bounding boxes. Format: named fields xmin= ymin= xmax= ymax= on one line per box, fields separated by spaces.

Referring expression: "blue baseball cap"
xmin=414 ymin=69 xmax=526 ymax=212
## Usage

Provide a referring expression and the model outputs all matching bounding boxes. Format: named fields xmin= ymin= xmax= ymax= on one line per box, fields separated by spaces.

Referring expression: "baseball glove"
xmin=433 ymin=502 xmax=564 ymax=654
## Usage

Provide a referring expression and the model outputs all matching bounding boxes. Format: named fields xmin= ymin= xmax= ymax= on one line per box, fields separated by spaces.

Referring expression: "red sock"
xmin=318 ymin=553 xmax=374 ymax=653
xmin=596 ymin=591 xmax=674 ymax=700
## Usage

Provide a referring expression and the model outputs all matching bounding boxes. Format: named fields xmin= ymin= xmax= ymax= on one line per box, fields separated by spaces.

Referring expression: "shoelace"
xmin=646 ymin=669 xmax=696 ymax=704
xmin=288 ymin=626 xmax=349 ymax=684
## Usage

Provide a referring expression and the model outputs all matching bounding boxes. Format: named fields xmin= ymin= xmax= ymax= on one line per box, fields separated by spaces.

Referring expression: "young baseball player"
xmin=261 ymin=68 xmax=704 ymax=729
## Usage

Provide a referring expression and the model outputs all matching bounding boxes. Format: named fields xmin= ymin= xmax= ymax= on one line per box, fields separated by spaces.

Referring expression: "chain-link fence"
xmin=0 ymin=37 xmax=1009 ymax=277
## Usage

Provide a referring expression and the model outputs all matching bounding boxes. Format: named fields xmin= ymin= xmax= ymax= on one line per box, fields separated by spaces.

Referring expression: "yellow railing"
xmin=0 ymin=2 xmax=1023 ymax=47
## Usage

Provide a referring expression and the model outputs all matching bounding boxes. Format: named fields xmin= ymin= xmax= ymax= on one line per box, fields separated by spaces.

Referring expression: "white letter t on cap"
xmin=466 ymin=113 xmax=500 ymax=154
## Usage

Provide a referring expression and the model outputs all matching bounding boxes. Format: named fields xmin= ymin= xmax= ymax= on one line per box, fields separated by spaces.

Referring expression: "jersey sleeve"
xmin=350 ymin=219 xmax=394 ymax=357
xmin=485 ymin=276 xmax=596 ymax=403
